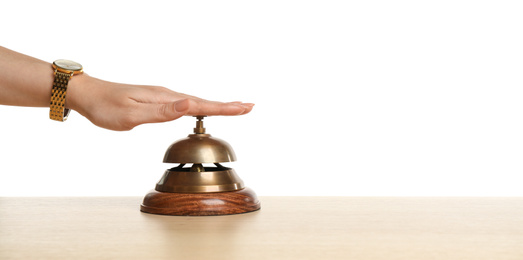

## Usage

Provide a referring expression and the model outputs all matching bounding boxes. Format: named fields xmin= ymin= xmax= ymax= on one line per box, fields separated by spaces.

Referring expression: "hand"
xmin=68 ymin=74 xmax=254 ymax=131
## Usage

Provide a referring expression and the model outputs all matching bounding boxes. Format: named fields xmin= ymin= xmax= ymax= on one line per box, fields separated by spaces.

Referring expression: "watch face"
xmin=53 ymin=59 xmax=83 ymax=71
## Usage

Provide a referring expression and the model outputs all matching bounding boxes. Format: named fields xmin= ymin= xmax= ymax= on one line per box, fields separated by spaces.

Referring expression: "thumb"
xmin=140 ymin=99 xmax=190 ymax=125
xmin=159 ymin=99 xmax=190 ymax=121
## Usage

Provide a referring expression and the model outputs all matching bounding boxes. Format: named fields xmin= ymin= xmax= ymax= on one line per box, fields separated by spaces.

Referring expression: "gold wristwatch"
xmin=49 ymin=59 xmax=83 ymax=121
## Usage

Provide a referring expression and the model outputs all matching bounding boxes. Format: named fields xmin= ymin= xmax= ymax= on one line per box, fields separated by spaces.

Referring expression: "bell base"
xmin=140 ymin=187 xmax=261 ymax=216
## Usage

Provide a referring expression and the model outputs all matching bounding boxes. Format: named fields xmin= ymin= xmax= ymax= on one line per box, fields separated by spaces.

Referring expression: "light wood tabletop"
xmin=1 ymin=197 xmax=522 ymax=260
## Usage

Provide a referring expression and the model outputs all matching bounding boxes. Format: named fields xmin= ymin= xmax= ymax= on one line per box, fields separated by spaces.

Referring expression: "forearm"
xmin=0 ymin=46 xmax=54 ymax=107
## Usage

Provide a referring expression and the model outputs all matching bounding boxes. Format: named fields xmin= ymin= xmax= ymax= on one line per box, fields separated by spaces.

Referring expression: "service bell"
xmin=140 ymin=116 xmax=260 ymax=216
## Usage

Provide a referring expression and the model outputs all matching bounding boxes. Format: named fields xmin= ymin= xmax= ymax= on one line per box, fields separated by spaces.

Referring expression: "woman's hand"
xmin=68 ymin=74 xmax=254 ymax=131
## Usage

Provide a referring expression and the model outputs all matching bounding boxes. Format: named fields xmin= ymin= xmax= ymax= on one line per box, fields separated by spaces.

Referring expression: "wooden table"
xmin=1 ymin=197 xmax=522 ymax=259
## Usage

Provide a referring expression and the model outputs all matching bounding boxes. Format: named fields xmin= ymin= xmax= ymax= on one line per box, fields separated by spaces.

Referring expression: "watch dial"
xmin=54 ymin=59 xmax=82 ymax=71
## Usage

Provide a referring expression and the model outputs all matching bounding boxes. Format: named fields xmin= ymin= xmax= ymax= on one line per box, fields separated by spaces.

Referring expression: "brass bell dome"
xmin=163 ymin=117 xmax=236 ymax=164
xmin=156 ymin=116 xmax=244 ymax=193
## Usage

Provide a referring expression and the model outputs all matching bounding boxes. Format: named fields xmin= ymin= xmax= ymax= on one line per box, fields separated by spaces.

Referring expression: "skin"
xmin=0 ymin=46 xmax=254 ymax=131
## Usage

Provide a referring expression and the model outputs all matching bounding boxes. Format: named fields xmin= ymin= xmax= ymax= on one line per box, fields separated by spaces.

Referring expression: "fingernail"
xmin=174 ymin=99 xmax=190 ymax=111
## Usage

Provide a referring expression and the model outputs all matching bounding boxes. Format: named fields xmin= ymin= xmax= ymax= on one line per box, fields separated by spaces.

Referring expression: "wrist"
xmin=65 ymin=73 xmax=92 ymax=115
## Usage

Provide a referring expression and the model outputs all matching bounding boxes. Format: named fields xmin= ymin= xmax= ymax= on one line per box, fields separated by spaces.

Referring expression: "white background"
xmin=1 ymin=0 xmax=522 ymax=196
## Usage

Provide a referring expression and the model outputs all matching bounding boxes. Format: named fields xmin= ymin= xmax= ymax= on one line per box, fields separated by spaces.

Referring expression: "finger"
xmin=228 ymin=102 xmax=254 ymax=115
xmin=227 ymin=101 xmax=254 ymax=115
xmin=186 ymin=99 xmax=247 ymax=116
xmin=135 ymin=99 xmax=190 ymax=125
xmin=240 ymin=103 xmax=255 ymax=115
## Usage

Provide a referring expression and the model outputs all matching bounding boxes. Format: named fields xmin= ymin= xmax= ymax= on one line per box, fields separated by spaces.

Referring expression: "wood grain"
xmin=2 ymin=197 xmax=523 ymax=260
xmin=140 ymin=187 xmax=260 ymax=216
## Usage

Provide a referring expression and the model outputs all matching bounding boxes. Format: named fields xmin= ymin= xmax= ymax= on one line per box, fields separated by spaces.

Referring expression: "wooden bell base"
xmin=140 ymin=187 xmax=261 ymax=216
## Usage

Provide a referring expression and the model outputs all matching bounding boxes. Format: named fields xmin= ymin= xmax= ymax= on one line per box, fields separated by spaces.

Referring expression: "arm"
xmin=0 ymin=46 xmax=254 ymax=131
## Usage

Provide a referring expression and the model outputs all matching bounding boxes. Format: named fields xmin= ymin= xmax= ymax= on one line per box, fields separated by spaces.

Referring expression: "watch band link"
xmin=49 ymin=71 xmax=72 ymax=121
